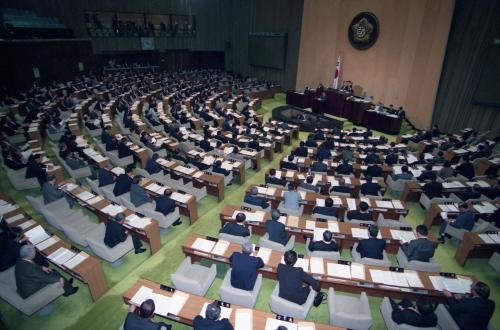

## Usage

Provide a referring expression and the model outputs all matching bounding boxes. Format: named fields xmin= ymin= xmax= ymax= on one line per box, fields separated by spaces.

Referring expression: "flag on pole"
xmin=333 ymin=56 xmax=341 ymax=89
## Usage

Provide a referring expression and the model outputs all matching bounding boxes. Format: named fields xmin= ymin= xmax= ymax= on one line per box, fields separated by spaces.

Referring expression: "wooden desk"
xmin=424 ymin=201 xmax=500 ymax=228
xmin=182 ymin=234 xmax=472 ymax=302
xmin=123 ymin=278 xmax=341 ymax=329
xmin=455 ymin=232 xmax=500 ymax=266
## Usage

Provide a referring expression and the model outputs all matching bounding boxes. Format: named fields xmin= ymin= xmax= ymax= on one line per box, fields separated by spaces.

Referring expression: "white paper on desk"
xmin=35 ymin=236 xmax=59 ymax=250
xmin=328 ymin=222 xmax=339 ymax=233
xmin=404 ymin=271 xmax=424 ymax=288
xmin=171 ymin=192 xmax=191 ymax=204
xmin=266 ymin=187 xmax=277 ymax=196
xmin=265 ymin=318 xmax=298 ymax=330
xmin=351 ymin=228 xmax=369 ymax=239
xmin=305 ymin=220 xmax=315 ymax=231
xmin=166 ymin=291 xmax=189 ymax=315
xmin=390 ymin=230 xmax=416 ymax=243
xmin=17 ymin=220 xmax=35 ymax=230
xmin=299 ymin=191 xmax=306 ymax=200
xmin=48 ymin=247 xmax=76 ymax=265
xmin=212 ymin=240 xmax=230 ymax=255
xmin=332 ymin=197 xmax=343 ymax=205
xmin=76 ymin=191 xmax=95 ymax=201
xmin=391 ymin=272 xmax=409 ymax=287
xmin=146 ymin=183 xmax=162 ymax=192
xmin=392 ymin=200 xmax=404 ymax=209
xmin=313 ymin=228 xmax=328 ymax=242
xmin=130 ymin=286 xmax=154 ymax=305
xmin=25 ymin=225 xmax=50 ymax=245
xmin=310 ymin=257 xmax=325 ymax=274
xmin=191 ymin=237 xmax=216 ymax=253
xmin=111 ymin=167 xmax=125 ymax=176
xmin=327 ymin=263 xmax=351 ymax=279
xmin=0 ymin=203 xmax=18 ymax=215
xmin=370 ymin=269 xmax=390 ymax=285
xmin=149 ymin=292 xmax=171 ymax=316
xmin=286 ymin=171 xmax=295 ymax=178
xmin=62 ymin=183 xmax=78 ymax=191
xmin=63 ymin=252 xmax=88 ymax=269
xmin=347 ymin=198 xmax=357 ymax=211
xmin=127 ymin=215 xmax=151 ymax=229
xmin=350 ymin=263 xmax=365 ymax=279
xmin=376 ymin=200 xmax=393 ymax=208
xmin=87 ymin=196 xmax=103 ymax=205
xmin=478 ymin=234 xmax=496 ymax=244
xmin=489 ymin=234 xmax=500 ymax=244
xmin=101 ymin=204 xmax=125 ymax=217
xmin=278 ymin=216 xmax=287 ymax=225
xmin=256 ymin=247 xmax=271 ymax=264
xmin=235 ymin=309 xmax=253 ymax=330
xmin=295 ymin=257 xmax=309 ymax=272
xmin=315 ymin=198 xmax=325 ymax=207
xmin=200 ymin=302 xmax=232 ymax=320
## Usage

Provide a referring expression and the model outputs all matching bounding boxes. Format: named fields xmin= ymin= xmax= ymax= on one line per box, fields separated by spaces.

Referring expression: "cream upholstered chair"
xmin=268 ymin=283 xmax=315 ymax=320
xmin=351 ymin=242 xmax=392 ymax=267
xmin=396 ymin=247 xmax=441 ymax=272
xmin=328 ymin=287 xmax=372 ymax=329
xmin=258 ymin=233 xmax=295 ymax=252
xmin=219 ymin=269 xmax=262 ymax=308
xmin=380 ymin=297 xmax=438 ymax=330
xmin=170 ymin=257 xmax=216 ymax=296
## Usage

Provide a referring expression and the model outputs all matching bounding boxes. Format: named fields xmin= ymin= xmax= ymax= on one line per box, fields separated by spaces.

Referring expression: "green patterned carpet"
xmin=0 ymin=93 xmax=498 ymax=329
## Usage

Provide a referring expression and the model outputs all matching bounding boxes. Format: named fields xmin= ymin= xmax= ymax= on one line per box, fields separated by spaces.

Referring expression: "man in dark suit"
xmin=130 ymin=176 xmax=153 ymax=208
xmin=42 ymin=175 xmax=66 ymax=205
xmin=311 ymin=157 xmax=327 ymax=173
xmin=124 ymin=299 xmax=170 ymax=330
xmin=400 ymin=225 xmax=436 ymax=262
xmin=118 ymin=138 xmax=134 ymax=159
xmin=456 ymin=155 xmax=475 ymax=180
xmin=330 ymin=177 xmax=352 ymax=196
xmin=364 ymin=163 xmax=383 ymax=178
xmin=106 ymin=137 xmax=118 ymax=151
xmin=145 ymin=154 xmax=162 ymax=174
xmin=443 ymin=281 xmax=494 ymax=330
xmin=341 ymin=146 xmax=354 ymax=162
xmin=193 ymin=302 xmax=233 ymax=330
xmin=316 ymin=145 xmax=331 ymax=160
xmin=113 ymin=166 xmax=134 ymax=196
xmin=365 ymin=150 xmax=380 ymax=164
xmin=98 ymin=165 xmax=115 ymax=187
xmin=438 ymin=203 xmax=475 ymax=244
xmin=392 ymin=165 xmax=413 ymax=181
xmin=212 ymin=160 xmax=231 ymax=177
xmin=422 ymin=176 xmax=443 ymax=199
xmin=191 ymin=156 xmax=210 ymax=171
xmin=356 ymin=225 xmax=385 ymax=259
xmin=454 ymin=184 xmax=482 ymax=202
xmin=244 ymin=187 xmax=270 ymax=210
xmin=313 ymin=197 xmax=339 ymax=218
xmin=308 ymin=230 xmax=339 ymax=252
xmin=281 ymin=154 xmax=299 ymax=171
xmin=0 ymin=232 xmax=48 ymax=272
xmin=247 ymin=139 xmax=261 ymax=152
xmin=299 ymin=176 xmax=319 ymax=193
xmin=219 ymin=213 xmax=250 ymax=237
xmin=390 ymin=298 xmax=437 ymax=328
xmin=277 ymin=250 xmax=321 ymax=305
xmin=265 ymin=168 xmax=287 ymax=187
xmin=100 ymin=126 xmax=113 ymax=144
xmin=229 ymin=242 xmax=264 ymax=290
xmin=385 ymin=151 xmax=399 ymax=166
xmin=336 ymin=159 xmax=353 ymax=175
xmin=417 ymin=164 xmax=435 ymax=182
xmin=361 ymin=176 xmax=382 ymax=196
xmin=199 ymin=139 xmax=213 ymax=152
xmin=15 ymin=245 xmax=78 ymax=299
xmin=346 ymin=201 xmax=373 ymax=221
xmin=266 ymin=210 xmax=289 ymax=245
xmin=294 ymin=141 xmax=308 ymax=157
xmin=104 ymin=213 xmax=145 ymax=254
xmin=154 ymin=189 xmax=181 ymax=226
xmin=25 ymin=154 xmax=47 ymax=186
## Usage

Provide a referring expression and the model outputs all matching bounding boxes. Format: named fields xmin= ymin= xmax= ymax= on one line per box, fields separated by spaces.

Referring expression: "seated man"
xmin=313 ymin=197 xmax=339 ymax=218
xmin=193 ymin=302 xmax=233 ymax=330
xmin=118 ymin=138 xmax=134 ymax=159
xmin=456 ymin=155 xmax=475 ymax=180
xmin=438 ymin=161 xmax=455 ymax=179
xmin=277 ymin=250 xmax=321 ymax=305
xmin=364 ymin=163 xmax=383 ymax=178
xmin=392 ymin=165 xmax=413 ymax=181
xmin=25 ymin=154 xmax=48 ymax=186
xmin=212 ymin=160 xmax=231 ymax=176
xmin=145 ymin=154 xmax=162 ymax=175
xmin=422 ymin=175 xmax=443 ymax=199
xmin=15 ymin=245 xmax=78 ymax=299
xmin=105 ymin=137 xmax=118 ymax=151
xmin=432 ymin=151 xmax=446 ymax=165
xmin=330 ymin=177 xmax=352 ymax=195
xmin=389 ymin=297 xmax=437 ymax=328
xmin=294 ymin=141 xmax=308 ymax=157
xmin=385 ymin=151 xmax=399 ymax=166
xmin=0 ymin=231 xmax=48 ymax=272
xmin=266 ymin=210 xmax=289 ymax=245
xmin=417 ymin=164 xmax=435 ymax=182
xmin=244 ymin=187 xmax=270 ymax=210
xmin=316 ymin=145 xmax=331 ymax=160
xmin=282 ymin=183 xmax=301 ymax=211
xmin=281 ymin=154 xmax=299 ymax=171
xmin=219 ymin=212 xmax=250 ymax=237
xmin=124 ymin=299 xmax=171 ymax=330
xmin=98 ymin=164 xmax=115 ymax=187
xmin=42 ymin=175 xmax=67 ymax=205
xmin=104 ymin=213 xmax=146 ymax=254
xmin=336 ymin=159 xmax=354 ymax=176
xmin=311 ymin=157 xmax=327 ymax=173
xmin=341 ymin=146 xmax=354 ymax=162
xmin=229 ymin=242 xmax=264 ymax=290
xmin=356 ymin=225 xmax=385 ymax=259
xmin=191 ymin=155 xmax=210 ymax=171
xmin=308 ymin=230 xmax=339 ymax=252
xmin=113 ymin=166 xmax=134 ymax=196
xmin=401 ymin=225 xmax=436 ymax=262
xmin=346 ymin=201 xmax=373 ymax=221
xmin=443 ymin=281 xmax=495 ymax=330
xmin=154 ymin=189 xmax=181 ymax=226
xmin=454 ymin=184 xmax=482 ymax=202
xmin=100 ymin=126 xmax=113 ymax=144
xmin=360 ymin=176 xmax=382 ymax=196
xmin=130 ymin=176 xmax=153 ymax=208
xmin=438 ymin=202 xmax=475 ymax=244
xmin=299 ymin=176 xmax=319 ymax=193
xmin=265 ymin=168 xmax=287 ymax=187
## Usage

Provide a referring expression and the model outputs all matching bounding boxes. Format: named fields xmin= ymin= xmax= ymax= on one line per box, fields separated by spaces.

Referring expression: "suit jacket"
xmin=452 ymin=211 xmax=475 ymax=231
xmin=247 ymin=140 xmax=261 ymax=151
xmin=104 ymin=220 xmax=127 ymax=248
xmin=42 ymin=182 xmax=65 ymax=204
xmin=213 ymin=167 xmax=230 ymax=176
xmin=98 ymin=168 xmax=114 ymax=187
xmin=25 ymin=158 xmax=45 ymax=180
xmin=299 ymin=182 xmax=319 ymax=193
xmin=385 ymin=153 xmax=399 ymax=165
xmin=124 ymin=312 xmax=170 ymax=330
xmin=402 ymin=237 xmax=436 ymax=262
xmin=15 ymin=259 xmax=59 ymax=299
xmin=229 ymin=252 xmax=264 ymax=290
xmin=283 ymin=191 xmax=301 ymax=210
xmin=361 ymin=182 xmax=381 ymax=196
xmin=265 ymin=176 xmax=287 ymax=187
xmin=277 ymin=263 xmax=320 ymax=305
xmin=455 ymin=190 xmax=481 ymax=202
xmin=193 ymin=316 xmax=233 ymax=330
xmin=244 ymin=195 xmax=269 ymax=210
xmin=317 ymin=148 xmax=331 ymax=159
xmin=392 ymin=308 xmax=437 ymax=328
xmin=365 ymin=153 xmax=380 ymax=164
xmin=456 ymin=162 xmax=474 ymax=180
xmin=219 ymin=223 xmax=250 ymax=237
xmin=356 ymin=238 xmax=386 ymax=259
xmin=266 ymin=220 xmax=288 ymax=245
xmin=417 ymin=171 xmax=435 ymax=182
xmin=0 ymin=239 xmax=21 ymax=271
xmin=118 ymin=143 xmax=133 ymax=158
xmin=113 ymin=174 xmax=133 ymax=196
xmin=145 ymin=158 xmax=161 ymax=174
xmin=313 ymin=206 xmax=339 ymax=218
xmin=311 ymin=161 xmax=327 ymax=172
xmin=393 ymin=172 xmax=413 ymax=181
xmin=105 ymin=140 xmax=118 ymax=151
xmin=281 ymin=161 xmax=298 ymax=171
xmin=422 ymin=181 xmax=443 ymax=199
xmin=365 ymin=165 xmax=383 ymax=177
xmin=154 ymin=196 xmax=176 ymax=216
xmin=347 ymin=210 xmax=373 ymax=221
xmin=130 ymin=184 xmax=152 ymax=207
xmin=308 ymin=240 xmax=339 ymax=252
xmin=447 ymin=296 xmax=495 ymax=330
xmin=294 ymin=147 xmax=308 ymax=157
xmin=199 ymin=140 xmax=213 ymax=152
xmin=341 ymin=150 xmax=354 ymax=162
xmin=336 ymin=163 xmax=353 ymax=175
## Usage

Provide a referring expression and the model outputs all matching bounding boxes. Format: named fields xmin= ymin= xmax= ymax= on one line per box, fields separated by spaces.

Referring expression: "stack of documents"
xmin=310 ymin=257 xmax=325 ymax=274
xmin=171 ymin=192 xmax=191 ymax=204
xmin=62 ymin=183 xmax=78 ymax=191
xmin=87 ymin=196 xmax=103 ymax=205
xmin=390 ymin=230 xmax=416 ymax=243
xmin=35 ymin=236 xmax=59 ymax=250
xmin=347 ymin=198 xmax=357 ymax=211
xmin=231 ymin=210 xmax=265 ymax=222
xmin=473 ymin=202 xmax=498 ymax=214
xmin=429 ymin=276 xmax=472 ymax=294
xmin=63 ymin=252 xmax=88 ymax=269
xmin=101 ymin=204 xmax=125 ymax=217
xmin=392 ymin=200 xmax=404 ymax=209
xmin=370 ymin=269 xmax=409 ymax=287
xmin=47 ymin=247 xmax=77 ymax=265
xmin=145 ymin=183 xmax=164 ymax=193
xmin=375 ymin=200 xmax=393 ymax=209
xmin=17 ymin=220 xmax=35 ymax=230
xmin=256 ymin=247 xmax=272 ymax=264
xmin=24 ymin=225 xmax=50 ymax=245
xmin=478 ymin=233 xmax=500 ymax=244
xmin=439 ymin=204 xmax=459 ymax=212
xmin=327 ymin=263 xmax=351 ymax=279
xmin=111 ymin=167 xmax=125 ymax=176
xmin=191 ymin=237 xmax=216 ymax=253
xmin=235 ymin=309 xmax=253 ymax=330
xmin=126 ymin=214 xmax=151 ymax=229
xmin=76 ymin=191 xmax=95 ymax=201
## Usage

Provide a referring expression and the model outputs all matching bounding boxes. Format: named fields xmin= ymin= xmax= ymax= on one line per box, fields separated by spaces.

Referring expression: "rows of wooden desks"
xmin=25 ymin=139 xmax=65 ymax=183
xmin=183 ymin=234 xmax=474 ymax=303
xmin=264 ymin=169 xmax=386 ymax=197
xmin=0 ymin=193 xmax=108 ymax=302
xmin=219 ymin=205 xmax=432 ymax=253
xmin=423 ymin=200 xmax=499 ymax=229
xmin=244 ymin=185 xmax=409 ymax=219
xmin=455 ymin=232 xmax=500 ymax=266
xmin=61 ymin=181 xmax=162 ymax=255
xmin=123 ymin=278 xmax=339 ymax=330
xmin=185 ymin=149 xmax=247 ymax=184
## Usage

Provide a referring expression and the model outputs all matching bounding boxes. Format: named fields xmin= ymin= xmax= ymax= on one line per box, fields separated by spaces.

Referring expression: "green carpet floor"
xmin=0 ymin=93 xmax=498 ymax=329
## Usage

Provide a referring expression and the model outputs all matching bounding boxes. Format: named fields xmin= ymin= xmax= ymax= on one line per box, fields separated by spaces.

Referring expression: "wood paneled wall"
xmin=225 ymin=0 xmax=303 ymax=90
xmin=296 ymin=0 xmax=454 ymax=129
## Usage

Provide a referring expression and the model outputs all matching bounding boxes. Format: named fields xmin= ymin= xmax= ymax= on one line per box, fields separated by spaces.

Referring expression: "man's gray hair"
xmin=250 ymin=186 xmax=258 ymax=195
xmin=242 ymin=242 xmax=253 ymax=254
xmin=19 ymin=244 xmax=36 ymax=259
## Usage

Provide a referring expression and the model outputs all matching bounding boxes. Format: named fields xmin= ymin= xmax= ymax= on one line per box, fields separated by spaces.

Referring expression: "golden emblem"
xmin=351 ymin=17 xmax=374 ymax=43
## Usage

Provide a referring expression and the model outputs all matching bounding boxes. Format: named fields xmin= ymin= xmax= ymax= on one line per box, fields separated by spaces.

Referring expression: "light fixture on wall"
xmin=33 ymin=67 xmax=40 ymax=79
